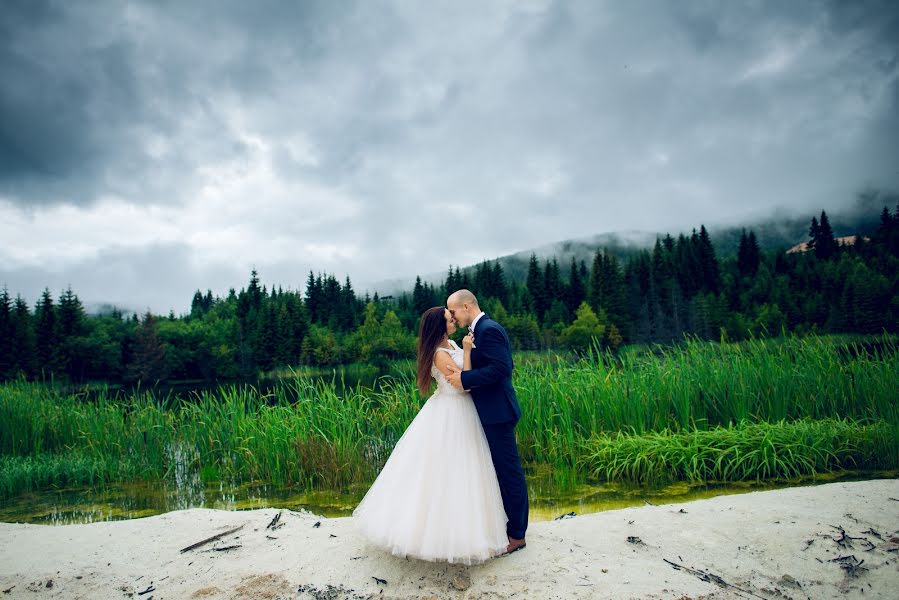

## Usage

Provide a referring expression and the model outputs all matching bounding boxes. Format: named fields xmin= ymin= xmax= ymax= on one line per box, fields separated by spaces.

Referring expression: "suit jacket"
xmin=460 ymin=314 xmax=522 ymax=425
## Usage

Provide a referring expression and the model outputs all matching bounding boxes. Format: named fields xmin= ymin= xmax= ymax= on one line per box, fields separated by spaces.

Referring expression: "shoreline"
xmin=1 ymin=479 xmax=897 ymax=599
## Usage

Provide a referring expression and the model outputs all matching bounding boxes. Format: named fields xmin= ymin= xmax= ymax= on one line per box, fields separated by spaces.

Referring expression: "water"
xmin=1 ymin=467 xmax=895 ymax=526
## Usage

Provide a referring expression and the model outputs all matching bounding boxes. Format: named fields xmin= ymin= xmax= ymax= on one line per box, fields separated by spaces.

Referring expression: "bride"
xmin=351 ymin=306 xmax=509 ymax=564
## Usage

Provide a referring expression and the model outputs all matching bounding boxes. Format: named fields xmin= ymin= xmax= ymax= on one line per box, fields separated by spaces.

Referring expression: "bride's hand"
xmin=462 ymin=333 xmax=474 ymax=351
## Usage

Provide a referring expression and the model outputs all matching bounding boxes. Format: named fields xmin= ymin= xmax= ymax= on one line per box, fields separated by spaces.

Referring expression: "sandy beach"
xmin=1 ymin=479 xmax=897 ymax=599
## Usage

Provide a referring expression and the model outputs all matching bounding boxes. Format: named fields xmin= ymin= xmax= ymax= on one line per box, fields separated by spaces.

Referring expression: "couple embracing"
xmin=352 ymin=289 xmax=529 ymax=564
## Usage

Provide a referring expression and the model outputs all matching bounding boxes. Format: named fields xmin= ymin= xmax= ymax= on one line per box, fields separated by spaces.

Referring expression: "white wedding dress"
xmin=352 ymin=340 xmax=509 ymax=564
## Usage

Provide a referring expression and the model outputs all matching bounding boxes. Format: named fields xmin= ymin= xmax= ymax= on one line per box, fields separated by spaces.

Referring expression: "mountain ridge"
xmin=368 ymin=202 xmax=887 ymax=296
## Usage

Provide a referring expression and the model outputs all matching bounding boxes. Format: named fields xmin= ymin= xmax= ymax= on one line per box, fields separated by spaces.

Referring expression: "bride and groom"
xmin=352 ymin=289 xmax=529 ymax=564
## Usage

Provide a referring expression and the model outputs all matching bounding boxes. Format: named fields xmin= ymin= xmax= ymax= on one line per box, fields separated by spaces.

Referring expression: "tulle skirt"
xmin=352 ymin=386 xmax=509 ymax=564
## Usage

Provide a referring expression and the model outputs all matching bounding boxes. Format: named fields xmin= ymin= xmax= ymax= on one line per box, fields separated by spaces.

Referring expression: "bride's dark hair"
xmin=416 ymin=306 xmax=449 ymax=396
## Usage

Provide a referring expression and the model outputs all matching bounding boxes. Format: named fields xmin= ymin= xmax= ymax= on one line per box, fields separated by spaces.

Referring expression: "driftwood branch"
xmin=829 ymin=554 xmax=869 ymax=578
xmin=861 ymin=528 xmax=883 ymax=541
xmin=180 ymin=524 xmax=245 ymax=553
xmin=663 ymin=558 xmax=766 ymax=599
xmin=266 ymin=511 xmax=283 ymax=530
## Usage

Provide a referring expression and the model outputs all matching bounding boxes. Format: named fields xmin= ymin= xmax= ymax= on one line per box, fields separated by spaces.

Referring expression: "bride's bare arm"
xmin=433 ymin=351 xmax=457 ymax=377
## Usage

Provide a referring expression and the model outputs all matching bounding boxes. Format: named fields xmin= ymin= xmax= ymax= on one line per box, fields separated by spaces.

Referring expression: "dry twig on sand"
xmin=179 ymin=525 xmax=245 ymax=553
xmin=266 ymin=511 xmax=283 ymax=531
xmin=663 ymin=558 xmax=766 ymax=599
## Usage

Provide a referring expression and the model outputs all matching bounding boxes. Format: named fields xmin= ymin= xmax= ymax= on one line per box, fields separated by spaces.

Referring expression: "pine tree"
xmin=257 ymin=302 xmax=278 ymax=371
xmin=126 ymin=310 xmax=168 ymax=383
xmin=815 ymin=211 xmax=839 ymax=260
xmin=737 ymin=229 xmax=762 ymax=278
xmin=525 ymin=254 xmax=546 ymax=321
xmin=879 ymin=206 xmax=892 ymax=231
xmin=808 ymin=211 xmax=838 ymax=260
xmin=340 ymin=275 xmax=358 ymax=330
xmin=674 ymin=233 xmax=700 ymax=299
xmin=10 ymin=296 xmax=36 ymax=378
xmin=57 ymin=286 xmax=89 ymax=380
xmin=543 ymin=258 xmax=563 ymax=312
xmin=591 ymin=249 xmax=627 ymax=332
xmin=651 ymin=240 xmax=674 ymax=340
xmin=247 ymin=268 xmax=263 ymax=310
xmin=0 ymin=287 xmax=13 ymax=380
xmin=879 ymin=205 xmax=899 ymax=256
xmin=287 ymin=294 xmax=309 ymax=361
xmin=565 ymin=257 xmax=586 ymax=315
xmin=305 ymin=271 xmax=320 ymax=323
xmin=455 ymin=266 xmax=468 ymax=289
xmin=808 ymin=216 xmax=820 ymax=249
xmin=412 ymin=276 xmax=431 ymax=315
xmin=445 ymin=266 xmax=459 ymax=293
xmin=697 ymin=225 xmax=721 ymax=293
xmin=663 ymin=234 xmax=675 ymax=253
xmin=588 ymin=249 xmax=604 ymax=314
xmin=190 ymin=290 xmax=206 ymax=318
xmin=748 ymin=231 xmax=761 ymax=274
xmin=322 ymin=275 xmax=341 ymax=328
xmin=34 ymin=288 xmax=63 ymax=376
xmin=737 ymin=230 xmax=750 ymax=277
xmin=473 ymin=261 xmax=489 ymax=299
xmin=491 ymin=261 xmax=509 ymax=306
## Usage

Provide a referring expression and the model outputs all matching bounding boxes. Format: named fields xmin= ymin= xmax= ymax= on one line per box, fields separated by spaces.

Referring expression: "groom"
xmin=445 ymin=289 xmax=528 ymax=555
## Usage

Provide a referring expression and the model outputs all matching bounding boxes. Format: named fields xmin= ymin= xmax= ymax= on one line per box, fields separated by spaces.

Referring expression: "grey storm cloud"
xmin=1 ymin=0 xmax=898 ymax=314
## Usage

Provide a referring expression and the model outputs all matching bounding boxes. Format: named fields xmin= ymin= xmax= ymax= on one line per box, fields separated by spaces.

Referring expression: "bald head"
xmin=448 ymin=289 xmax=478 ymax=307
xmin=446 ymin=289 xmax=480 ymax=328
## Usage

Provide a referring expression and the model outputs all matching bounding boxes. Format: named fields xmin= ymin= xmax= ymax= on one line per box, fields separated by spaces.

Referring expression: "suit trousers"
xmin=481 ymin=421 xmax=529 ymax=540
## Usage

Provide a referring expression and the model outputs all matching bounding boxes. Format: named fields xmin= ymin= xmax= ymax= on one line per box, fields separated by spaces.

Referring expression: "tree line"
xmin=1 ymin=204 xmax=897 ymax=383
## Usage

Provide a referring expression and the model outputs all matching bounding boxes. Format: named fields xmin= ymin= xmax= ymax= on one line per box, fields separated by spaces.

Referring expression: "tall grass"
xmin=1 ymin=333 xmax=896 ymax=498
xmin=515 ymin=334 xmax=899 ymax=469
xmin=580 ymin=417 xmax=896 ymax=484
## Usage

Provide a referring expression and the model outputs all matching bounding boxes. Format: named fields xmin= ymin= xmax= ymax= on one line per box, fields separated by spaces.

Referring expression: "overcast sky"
xmin=1 ymin=0 xmax=897 ymax=315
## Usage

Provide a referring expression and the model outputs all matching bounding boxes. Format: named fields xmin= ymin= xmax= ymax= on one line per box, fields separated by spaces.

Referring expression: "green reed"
xmin=0 ymin=453 xmax=147 ymax=497
xmin=512 ymin=333 xmax=899 ymax=470
xmin=1 ymin=333 xmax=896 ymax=498
xmin=579 ymin=417 xmax=896 ymax=484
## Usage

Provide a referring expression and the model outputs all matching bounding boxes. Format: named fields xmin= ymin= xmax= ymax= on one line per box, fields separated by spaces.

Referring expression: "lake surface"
xmin=2 ymin=467 xmax=894 ymax=526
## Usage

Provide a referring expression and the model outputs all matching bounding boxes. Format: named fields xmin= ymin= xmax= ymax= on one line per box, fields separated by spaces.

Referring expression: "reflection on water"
xmin=525 ymin=469 xmax=899 ymax=521
xmin=2 ymin=467 xmax=896 ymax=526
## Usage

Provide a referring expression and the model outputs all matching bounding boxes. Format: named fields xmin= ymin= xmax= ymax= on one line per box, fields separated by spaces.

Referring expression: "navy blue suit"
xmin=460 ymin=314 xmax=529 ymax=540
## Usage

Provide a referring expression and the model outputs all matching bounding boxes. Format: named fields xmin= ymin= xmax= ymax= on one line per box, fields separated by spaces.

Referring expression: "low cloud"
xmin=1 ymin=0 xmax=897 ymax=313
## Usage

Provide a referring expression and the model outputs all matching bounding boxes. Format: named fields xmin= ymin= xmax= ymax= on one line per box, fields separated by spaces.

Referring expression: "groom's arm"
xmin=460 ymin=326 xmax=512 ymax=389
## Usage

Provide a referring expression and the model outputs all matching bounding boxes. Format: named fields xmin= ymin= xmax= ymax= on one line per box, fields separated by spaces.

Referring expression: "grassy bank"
xmin=1 ymin=334 xmax=897 ymax=498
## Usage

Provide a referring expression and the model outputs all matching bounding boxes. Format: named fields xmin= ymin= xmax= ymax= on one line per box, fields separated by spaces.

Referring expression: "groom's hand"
xmin=445 ymin=365 xmax=464 ymax=390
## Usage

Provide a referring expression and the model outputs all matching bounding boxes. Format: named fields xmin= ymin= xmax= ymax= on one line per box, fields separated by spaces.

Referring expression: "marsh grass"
xmin=580 ymin=417 xmax=897 ymax=485
xmin=0 ymin=454 xmax=146 ymax=497
xmin=1 ymin=333 xmax=896 ymax=498
xmin=515 ymin=333 xmax=899 ymax=470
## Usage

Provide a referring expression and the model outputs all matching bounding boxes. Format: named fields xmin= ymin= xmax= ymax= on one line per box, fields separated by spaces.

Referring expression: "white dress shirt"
xmin=469 ymin=311 xmax=486 ymax=333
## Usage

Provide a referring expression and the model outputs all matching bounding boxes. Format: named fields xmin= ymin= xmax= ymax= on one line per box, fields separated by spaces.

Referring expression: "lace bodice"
xmin=431 ymin=340 xmax=466 ymax=395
